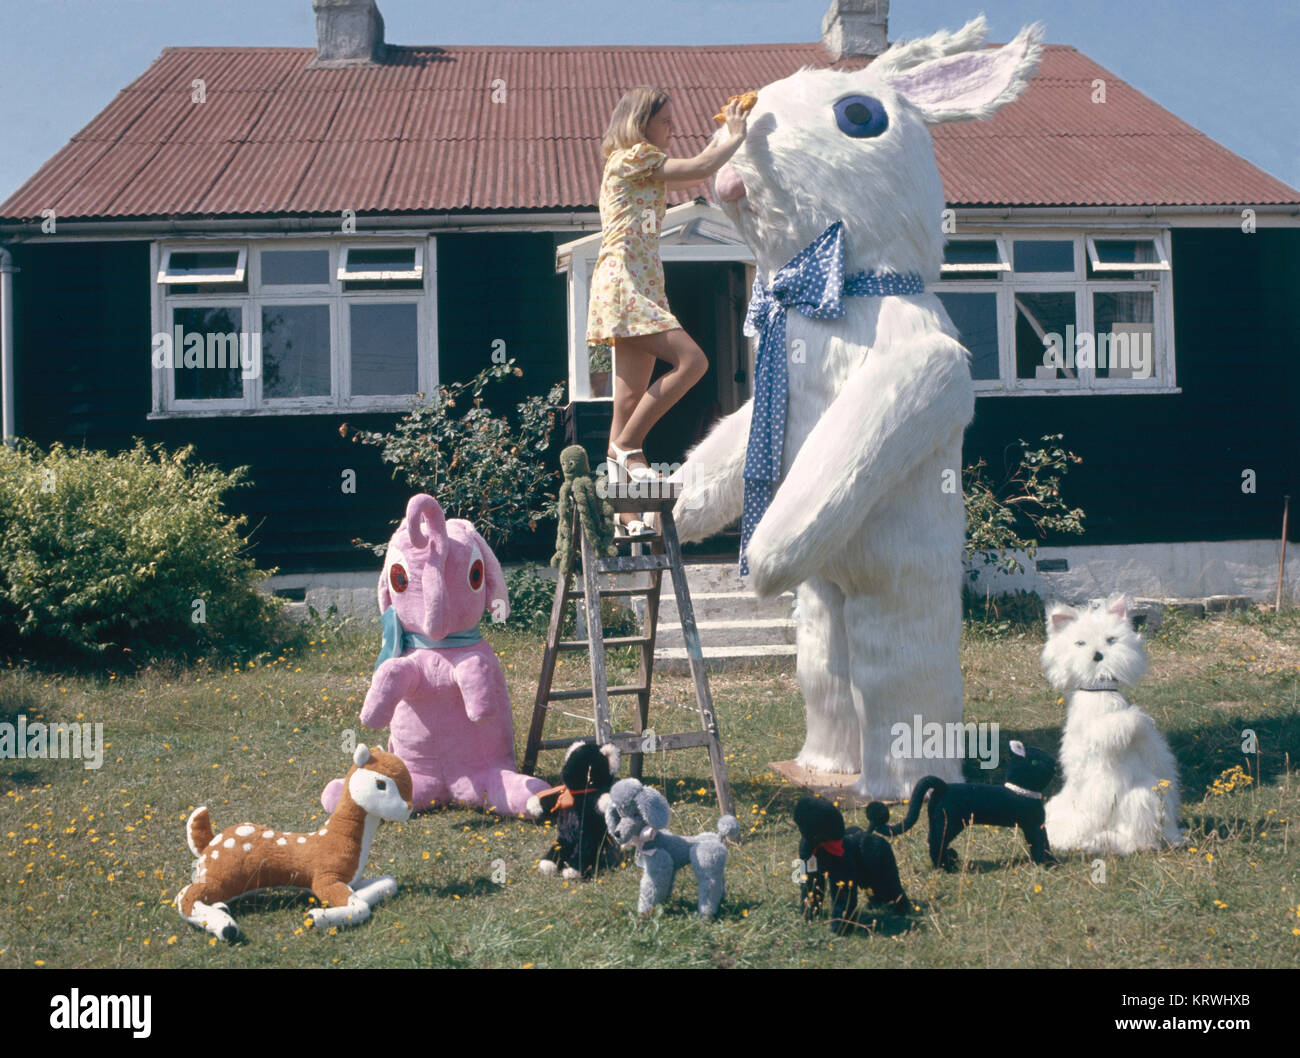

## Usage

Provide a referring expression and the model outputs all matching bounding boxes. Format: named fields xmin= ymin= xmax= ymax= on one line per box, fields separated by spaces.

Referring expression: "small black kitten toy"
xmin=873 ymin=740 xmax=1057 ymax=871
xmin=794 ymin=796 xmax=910 ymax=935
xmin=530 ymin=741 xmax=622 ymax=880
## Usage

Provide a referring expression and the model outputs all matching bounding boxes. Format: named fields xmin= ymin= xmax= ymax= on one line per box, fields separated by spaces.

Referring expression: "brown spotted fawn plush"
xmin=176 ymin=744 xmax=413 ymax=941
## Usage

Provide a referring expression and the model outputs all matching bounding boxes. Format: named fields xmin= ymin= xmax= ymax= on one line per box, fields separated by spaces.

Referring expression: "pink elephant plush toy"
xmin=321 ymin=493 xmax=549 ymax=817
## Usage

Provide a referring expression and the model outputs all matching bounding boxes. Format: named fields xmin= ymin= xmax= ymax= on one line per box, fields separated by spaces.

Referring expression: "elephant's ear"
xmin=637 ymin=786 xmax=672 ymax=830
xmin=468 ymin=525 xmax=508 ymax=622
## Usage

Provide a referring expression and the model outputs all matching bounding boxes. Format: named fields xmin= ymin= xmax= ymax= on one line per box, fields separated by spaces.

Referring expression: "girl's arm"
xmin=661 ymin=98 xmax=748 ymax=188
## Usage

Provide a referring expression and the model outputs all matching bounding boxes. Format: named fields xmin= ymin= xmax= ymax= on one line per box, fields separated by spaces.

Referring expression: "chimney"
xmin=821 ymin=0 xmax=889 ymax=60
xmin=312 ymin=0 xmax=386 ymax=66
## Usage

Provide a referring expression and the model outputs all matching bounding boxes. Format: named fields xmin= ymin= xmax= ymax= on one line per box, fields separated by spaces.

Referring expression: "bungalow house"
xmin=1 ymin=0 xmax=1296 ymax=619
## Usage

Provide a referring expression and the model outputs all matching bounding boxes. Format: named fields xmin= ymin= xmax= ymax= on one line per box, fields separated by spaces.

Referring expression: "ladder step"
xmin=564 ymin=586 xmax=653 ymax=600
xmin=547 ymin=684 xmax=647 ymax=702
xmin=596 ymin=555 xmax=673 ymax=573
xmin=535 ymin=730 xmax=714 ymax=754
xmin=557 ymin=636 xmax=652 ymax=650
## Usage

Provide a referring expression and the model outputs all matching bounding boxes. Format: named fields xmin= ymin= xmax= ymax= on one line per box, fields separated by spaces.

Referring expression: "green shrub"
xmin=965 ymin=433 xmax=1086 ymax=585
xmin=0 ymin=440 xmax=282 ymax=663
xmin=962 ymin=584 xmax=1046 ymax=637
xmin=491 ymin=565 xmax=640 ymax=645
xmin=495 ymin=565 xmax=558 ymax=636
xmin=343 ymin=360 xmax=566 ymax=553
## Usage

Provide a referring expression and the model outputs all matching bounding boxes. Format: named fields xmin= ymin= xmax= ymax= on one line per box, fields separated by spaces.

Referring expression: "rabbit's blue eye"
xmin=833 ymin=95 xmax=888 ymax=138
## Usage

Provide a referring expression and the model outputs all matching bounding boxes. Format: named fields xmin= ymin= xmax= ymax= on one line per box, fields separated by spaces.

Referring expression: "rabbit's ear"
xmin=869 ymin=14 xmax=990 ymax=77
xmin=405 ymin=494 xmax=447 ymax=559
xmin=882 ymin=21 xmax=1043 ymax=125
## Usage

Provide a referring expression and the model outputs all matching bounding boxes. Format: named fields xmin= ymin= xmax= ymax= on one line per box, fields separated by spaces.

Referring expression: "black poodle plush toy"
xmin=794 ymin=796 xmax=910 ymax=935
xmin=873 ymin=740 xmax=1058 ymax=871
xmin=529 ymin=741 xmax=622 ymax=880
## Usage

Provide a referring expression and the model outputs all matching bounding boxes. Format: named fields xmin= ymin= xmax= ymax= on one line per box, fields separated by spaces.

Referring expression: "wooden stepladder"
xmin=522 ymin=482 xmax=734 ymax=818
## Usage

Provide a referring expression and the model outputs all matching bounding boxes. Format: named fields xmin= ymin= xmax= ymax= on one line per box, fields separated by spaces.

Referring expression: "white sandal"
xmin=606 ymin=442 xmax=662 ymax=486
xmin=614 ymin=512 xmax=656 ymax=538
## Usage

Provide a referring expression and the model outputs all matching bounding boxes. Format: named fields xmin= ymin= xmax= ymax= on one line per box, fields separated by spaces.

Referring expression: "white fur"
xmin=1041 ymin=594 xmax=1184 ymax=854
xmin=672 ymin=18 xmax=1043 ymax=797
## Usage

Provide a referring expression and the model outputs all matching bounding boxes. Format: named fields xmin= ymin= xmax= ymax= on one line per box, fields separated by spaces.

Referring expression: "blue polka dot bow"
xmin=739 ymin=220 xmax=925 ymax=576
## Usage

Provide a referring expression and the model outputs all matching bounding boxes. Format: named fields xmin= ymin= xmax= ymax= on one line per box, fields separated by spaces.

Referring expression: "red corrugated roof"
xmin=2 ymin=41 xmax=1296 ymax=221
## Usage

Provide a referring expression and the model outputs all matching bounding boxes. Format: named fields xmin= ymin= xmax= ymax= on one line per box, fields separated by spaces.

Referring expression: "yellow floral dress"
xmin=585 ymin=141 xmax=682 ymax=345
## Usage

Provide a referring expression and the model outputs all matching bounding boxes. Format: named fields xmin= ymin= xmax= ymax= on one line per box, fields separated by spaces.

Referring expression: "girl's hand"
xmin=724 ymin=98 xmax=748 ymax=142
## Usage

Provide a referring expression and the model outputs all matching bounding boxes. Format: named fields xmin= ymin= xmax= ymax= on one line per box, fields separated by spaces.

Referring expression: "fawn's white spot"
xmin=235 ymin=825 xmax=255 ymax=837
xmin=223 ymin=838 xmax=235 ymax=849
xmin=276 ymin=838 xmax=287 ymax=846
xmin=297 ymin=837 xmax=307 ymax=844
xmin=242 ymin=843 xmax=253 ymax=852
xmin=262 ymin=830 xmax=274 ymax=839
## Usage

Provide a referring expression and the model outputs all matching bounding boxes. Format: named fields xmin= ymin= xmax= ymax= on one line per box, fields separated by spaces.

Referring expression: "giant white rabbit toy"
xmin=674 ymin=17 xmax=1043 ymax=798
xmin=321 ymin=494 xmax=549 ymax=817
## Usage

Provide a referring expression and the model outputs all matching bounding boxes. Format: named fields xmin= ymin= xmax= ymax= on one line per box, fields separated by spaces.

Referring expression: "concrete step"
xmin=655 ymin=643 xmax=798 ymax=674
xmin=652 ymin=590 xmax=796 ymax=624
xmin=656 ymin=617 xmax=797 ymax=647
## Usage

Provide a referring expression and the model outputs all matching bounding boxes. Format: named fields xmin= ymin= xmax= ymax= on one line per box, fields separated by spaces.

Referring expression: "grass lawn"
xmin=1 ymin=608 xmax=1297 ymax=969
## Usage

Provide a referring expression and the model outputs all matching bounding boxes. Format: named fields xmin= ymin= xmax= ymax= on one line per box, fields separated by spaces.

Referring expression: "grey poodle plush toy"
xmin=599 ymin=778 xmax=740 ymax=919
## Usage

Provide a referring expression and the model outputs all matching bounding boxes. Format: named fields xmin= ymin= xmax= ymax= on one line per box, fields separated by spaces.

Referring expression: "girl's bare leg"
xmin=609 ymin=337 xmax=656 ymax=476
xmin=610 ymin=329 xmax=708 ymax=463
xmin=608 ymin=329 xmax=707 ymax=529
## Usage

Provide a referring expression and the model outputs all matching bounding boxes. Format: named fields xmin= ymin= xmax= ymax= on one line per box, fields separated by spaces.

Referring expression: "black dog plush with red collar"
xmin=794 ymin=796 xmax=910 ymax=934
xmin=530 ymin=741 xmax=622 ymax=880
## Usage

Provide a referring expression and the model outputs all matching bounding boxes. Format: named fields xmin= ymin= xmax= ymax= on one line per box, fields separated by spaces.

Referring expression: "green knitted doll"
xmin=551 ymin=445 xmax=617 ymax=576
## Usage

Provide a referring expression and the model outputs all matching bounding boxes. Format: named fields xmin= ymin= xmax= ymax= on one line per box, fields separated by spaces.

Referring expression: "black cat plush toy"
xmin=794 ymin=796 xmax=910 ymax=935
xmin=873 ymin=740 xmax=1057 ymax=871
xmin=529 ymin=742 xmax=622 ymax=880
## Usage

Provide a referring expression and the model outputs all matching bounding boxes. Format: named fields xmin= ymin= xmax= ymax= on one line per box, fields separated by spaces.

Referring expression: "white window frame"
xmin=1085 ymin=234 xmax=1171 ymax=274
xmin=150 ymin=235 xmax=437 ymax=417
xmin=337 ymin=244 xmax=424 ymax=282
xmin=157 ymin=245 xmax=247 ymax=285
xmin=939 ymin=235 xmax=1011 ymax=276
xmin=933 ymin=229 xmax=1177 ymax=396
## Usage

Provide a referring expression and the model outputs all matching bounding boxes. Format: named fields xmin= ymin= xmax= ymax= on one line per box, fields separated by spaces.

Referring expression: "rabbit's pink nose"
xmin=715 ymin=162 xmax=746 ymax=203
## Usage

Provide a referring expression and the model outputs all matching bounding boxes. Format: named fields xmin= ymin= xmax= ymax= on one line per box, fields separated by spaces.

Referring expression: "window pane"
xmin=261 ymin=249 xmax=330 ymax=286
xmin=343 ymin=247 xmax=417 ymax=274
xmin=351 ymin=303 xmax=418 ymax=395
xmin=944 ymin=240 xmax=1000 ymax=266
xmin=1093 ymin=291 xmax=1155 ymax=380
xmin=262 ymin=304 xmax=331 ymax=398
xmin=1093 ymin=239 xmax=1158 ymax=265
xmin=172 ymin=306 xmax=245 ymax=400
xmin=166 ymin=251 xmax=240 ymax=278
xmin=1015 ymin=292 xmax=1076 ymax=380
xmin=937 ymin=292 xmax=999 ymax=380
xmin=1086 ymin=238 xmax=1163 ymax=280
xmin=1013 ymin=240 xmax=1073 ymax=273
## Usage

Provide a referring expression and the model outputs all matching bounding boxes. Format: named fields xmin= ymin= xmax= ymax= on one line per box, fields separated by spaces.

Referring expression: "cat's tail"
xmin=873 ymin=777 xmax=947 ymax=837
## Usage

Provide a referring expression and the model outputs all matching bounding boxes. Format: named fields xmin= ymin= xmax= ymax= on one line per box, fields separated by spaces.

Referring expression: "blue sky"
xmin=1 ymin=0 xmax=1297 ymax=202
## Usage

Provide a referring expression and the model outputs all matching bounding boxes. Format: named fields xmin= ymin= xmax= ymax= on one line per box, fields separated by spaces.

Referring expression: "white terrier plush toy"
xmin=1041 ymin=594 xmax=1184 ymax=854
xmin=674 ymin=17 xmax=1042 ymax=797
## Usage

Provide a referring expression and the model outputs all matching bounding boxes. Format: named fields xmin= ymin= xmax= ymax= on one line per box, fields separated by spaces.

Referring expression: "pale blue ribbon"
xmin=739 ymin=221 xmax=925 ymax=574
xmin=375 ymin=605 xmax=482 ymax=671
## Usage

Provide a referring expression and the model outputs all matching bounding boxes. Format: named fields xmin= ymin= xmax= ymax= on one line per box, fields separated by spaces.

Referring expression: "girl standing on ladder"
xmin=587 ymin=87 xmax=748 ymax=533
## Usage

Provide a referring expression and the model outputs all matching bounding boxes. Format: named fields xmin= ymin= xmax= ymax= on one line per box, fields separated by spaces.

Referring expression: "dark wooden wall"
xmin=964 ymin=228 xmax=1298 ymax=546
xmin=12 ymin=227 xmax=1297 ymax=577
xmin=11 ymin=232 xmax=569 ymax=573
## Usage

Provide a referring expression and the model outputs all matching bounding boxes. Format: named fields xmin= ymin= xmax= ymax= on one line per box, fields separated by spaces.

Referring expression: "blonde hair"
xmin=600 ymin=86 xmax=670 ymax=157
